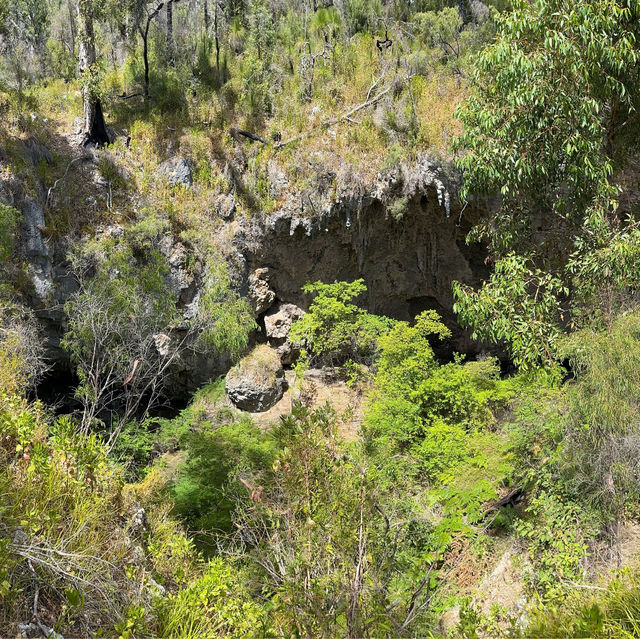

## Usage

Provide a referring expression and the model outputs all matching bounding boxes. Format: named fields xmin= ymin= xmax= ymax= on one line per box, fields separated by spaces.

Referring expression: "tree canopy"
xmin=454 ymin=0 xmax=640 ymax=369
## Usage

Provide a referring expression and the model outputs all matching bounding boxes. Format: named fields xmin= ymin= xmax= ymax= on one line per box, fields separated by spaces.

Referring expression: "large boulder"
xmin=226 ymin=345 xmax=286 ymax=412
xmin=157 ymin=156 xmax=193 ymax=188
xmin=158 ymin=235 xmax=199 ymax=306
xmin=264 ymin=302 xmax=305 ymax=366
xmin=214 ymin=193 xmax=236 ymax=220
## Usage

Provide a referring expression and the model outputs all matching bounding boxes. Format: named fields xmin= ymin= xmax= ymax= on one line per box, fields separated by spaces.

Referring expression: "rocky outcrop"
xmin=158 ymin=235 xmax=200 ymax=307
xmin=264 ymin=303 xmax=305 ymax=365
xmin=225 ymin=345 xmax=286 ymax=412
xmin=19 ymin=198 xmax=54 ymax=299
xmin=214 ymin=193 xmax=236 ymax=220
xmin=19 ymin=138 xmax=53 ymax=167
xmin=248 ymin=267 xmax=276 ymax=315
xmin=12 ymin=151 xmax=494 ymax=403
xmin=156 ymin=156 xmax=193 ymax=188
xmin=234 ymin=155 xmax=491 ymax=354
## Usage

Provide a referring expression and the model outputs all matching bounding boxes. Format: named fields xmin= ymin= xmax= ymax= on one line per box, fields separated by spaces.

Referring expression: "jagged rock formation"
xmin=248 ymin=267 xmax=276 ymax=315
xmin=19 ymin=198 xmax=54 ymax=299
xmin=264 ymin=302 xmax=305 ymax=365
xmin=156 ymin=156 xmax=194 ymax=188
xmin=9 ymin=148 xmax=493 ymax=400
xmin=234 ymin=155 xmax=491 ymax=354
xmin=19 ymin=137 xmax=54 ymax=167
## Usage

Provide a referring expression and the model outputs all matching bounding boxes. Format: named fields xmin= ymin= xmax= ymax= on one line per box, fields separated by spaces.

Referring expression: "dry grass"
xmin=226 ymin=344 xmax=282 ymax=390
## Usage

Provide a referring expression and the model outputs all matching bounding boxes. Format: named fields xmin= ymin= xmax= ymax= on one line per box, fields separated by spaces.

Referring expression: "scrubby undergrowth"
xmin=3 ymin=0 xmax=640 ymax=636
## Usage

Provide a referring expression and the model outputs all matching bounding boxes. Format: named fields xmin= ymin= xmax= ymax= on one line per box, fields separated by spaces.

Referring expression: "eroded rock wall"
xmin=9 ymin=150 xmax=493 ymax=401
xmin=235 ymin=166 xmax=491 ymax=354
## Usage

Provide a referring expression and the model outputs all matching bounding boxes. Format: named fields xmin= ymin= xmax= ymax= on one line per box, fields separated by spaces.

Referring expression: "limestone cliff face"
xmin=10 ymin=152 xmax=493 ymax=399
xmin=234 ymin=155 xmax=491 ymax=354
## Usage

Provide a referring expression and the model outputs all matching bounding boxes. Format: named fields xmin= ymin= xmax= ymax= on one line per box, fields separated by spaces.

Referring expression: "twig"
xmin=277 ymin=85 xmax=392 ymax=149
xmin=561 ymin=580 xmax=607 ymax=592
xmin=457 ymin=200 xmax=468 ymax=227
xmin=366 ymin=71 xmax=385 ymax=101
xmin=47 ymin=155 xmax=87 ymax=206
xmin=483 ymin=487 xmax=524 ymax=515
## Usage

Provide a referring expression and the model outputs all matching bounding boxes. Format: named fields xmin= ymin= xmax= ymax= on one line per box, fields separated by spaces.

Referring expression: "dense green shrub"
xmin=453 ymin=254 xmax=567 ymax=373
xmin=343 ymin=0 xmax=382 ymax=35
xmin=153 ymin=558 xmax=268 ymax=638
xmin=290 ymin=279 xmax=395 ymax=367
xmin=364 ymin=310 xmax=514 ymax=482
xmin=0 ymin=384 xmax=198 ymax=635
xmin=231 ymin=403 xmax=440 ymax=638
xmin=170 ymin=413 xmax=276 ymax=542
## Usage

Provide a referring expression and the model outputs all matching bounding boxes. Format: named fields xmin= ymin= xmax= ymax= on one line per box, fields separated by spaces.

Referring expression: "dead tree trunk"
xmin=213 ymin=0 xmax=220 ymax=72
xmin=68 ymin=0 xmax=76 ymax=59
xmin=166 ymin=0 xmax=175 ymax=66
xmin=140 ymin=21 xmax=151 ymax=100
xmin=77 ymin=0 xmax=109 ymax=145
xmin=139 ymin=2 xmax=164 ymax=101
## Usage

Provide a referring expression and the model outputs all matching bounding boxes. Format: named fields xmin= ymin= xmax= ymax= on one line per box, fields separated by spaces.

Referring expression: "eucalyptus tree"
xmin=453 ymin=0 xmax=640 ymax=370
xmin=0 ymin=0 xmax=49 ymax=100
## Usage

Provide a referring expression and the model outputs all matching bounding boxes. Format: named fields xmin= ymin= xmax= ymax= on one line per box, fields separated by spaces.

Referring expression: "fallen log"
xmin=485 ymin=487 xmax=524 ymax=514
xmin=230 ymin=127 xmax=269 ymax=144
xmin=276 ymin=85 xmax=392 ymax=149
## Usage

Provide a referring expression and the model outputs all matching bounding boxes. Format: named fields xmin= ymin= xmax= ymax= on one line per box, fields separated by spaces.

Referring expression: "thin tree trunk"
xmin=139 ymin=2 xmax=167 ymax=101
xmin=166 ymin=0 xmax=174 ymax=66
xmin=204 ymin=0 xmax=209 ymax=32
xmin=68 ymin=0 xmax=76 ymax=59
xmin=77 ymin=0 xmax=109 ymax=145
xmin=141 ymin=25 xmax=151 ymax=100
xmin=214 ymin=0 xmax=220 ymax=72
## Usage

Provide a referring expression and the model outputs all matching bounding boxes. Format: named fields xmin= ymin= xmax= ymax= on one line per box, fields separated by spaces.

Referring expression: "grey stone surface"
xmin=235 ymin=153 xmax=490 ymax=355
xmin=214 ymin=193 xmax=236 ymax=220
xmin=19 ymin=137 xmax=53 ymax=166
xmin=19 ymin=198 xmax=53 ymax=299
xmin=226 ymin=345 xmax=286 ymax=412
xmin=248 ymin=267 xmax=275 ymax=315
xmin=264 ymin=302 xmax=305 ymax=365
xmin=158 ymin=235 xmax=199 ymax=306
xmin=157 ymin=156 xmax=194 ymax=187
